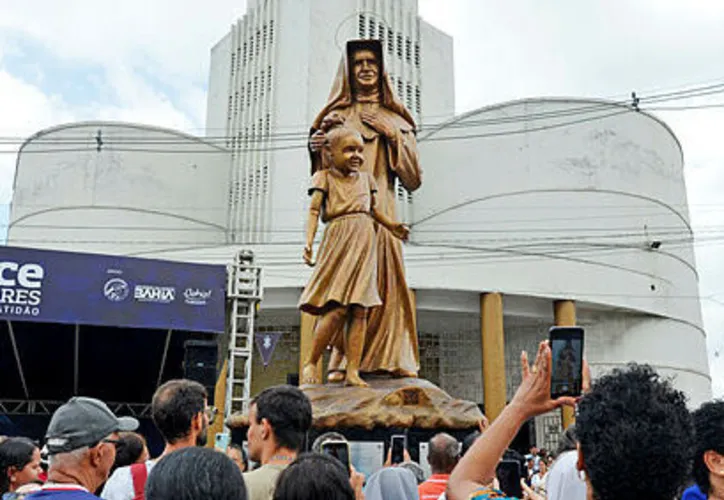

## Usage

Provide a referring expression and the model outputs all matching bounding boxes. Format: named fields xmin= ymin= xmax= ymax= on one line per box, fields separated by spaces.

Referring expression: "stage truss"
xmin=0 ymin=399 xmax=152 ymax=417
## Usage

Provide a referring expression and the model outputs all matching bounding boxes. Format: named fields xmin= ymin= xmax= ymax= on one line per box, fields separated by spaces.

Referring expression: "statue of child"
xmin=299 ymin=127 xmax=409 ymax=387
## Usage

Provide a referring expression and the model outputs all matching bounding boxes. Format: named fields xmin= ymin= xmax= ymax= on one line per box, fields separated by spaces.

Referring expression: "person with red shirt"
xmin=418 ymin=433 xmax=459 ymax=500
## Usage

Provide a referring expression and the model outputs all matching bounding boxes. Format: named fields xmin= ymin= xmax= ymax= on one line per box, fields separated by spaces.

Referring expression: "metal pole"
xmin=157 ymin=329 xmax=173 ymax=388
xmin=7 ymin=321 xmax=30 ymax=399
xmin=73 ymin=324 xmax=80 ymax=395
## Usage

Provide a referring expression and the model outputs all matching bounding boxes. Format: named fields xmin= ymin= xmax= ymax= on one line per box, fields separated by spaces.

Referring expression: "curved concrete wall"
xmin=8 ymin=122 xmax=231 ymax=255
xmin=411 ymin=98 xmax=709 ymax=403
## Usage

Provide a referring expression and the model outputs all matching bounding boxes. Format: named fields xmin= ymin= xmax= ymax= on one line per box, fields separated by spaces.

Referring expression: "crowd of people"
xmin=1 ymin=340 xmax=723 ymax=500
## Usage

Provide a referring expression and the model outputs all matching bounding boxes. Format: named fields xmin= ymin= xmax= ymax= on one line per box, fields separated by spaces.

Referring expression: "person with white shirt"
xmin=101 ymin=380 xmax=213 ymax=500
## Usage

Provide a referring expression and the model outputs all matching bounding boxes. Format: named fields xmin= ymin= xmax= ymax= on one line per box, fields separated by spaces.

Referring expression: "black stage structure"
xmin=0 ymin=245 xmax=227 ymax=453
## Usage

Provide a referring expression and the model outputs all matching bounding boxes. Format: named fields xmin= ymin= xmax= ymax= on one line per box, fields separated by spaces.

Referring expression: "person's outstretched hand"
xmin=510 ymin=341 xmax=578 ymax=420
xmin=383 ymin=447 xmax=411 ymax=467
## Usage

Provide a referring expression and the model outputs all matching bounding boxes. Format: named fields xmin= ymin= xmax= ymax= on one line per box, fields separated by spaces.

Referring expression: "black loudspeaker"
xmin=183 ymin=340 xmax=219 ymax=405
xmin=287 ymin=373 xmax=299 ymax=386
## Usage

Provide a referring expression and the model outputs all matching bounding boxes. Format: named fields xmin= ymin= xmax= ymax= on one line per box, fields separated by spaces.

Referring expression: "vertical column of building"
xmin=236 ymin=18 xmax=251 ymax=241
xmin=247 ymin=5 xmax=261 ymax=242
xmin=252 ymin=3 xmax=268 ymax=243
xmin=262 ymin=1 xmax=278 ymax=240
xmin=243 ymin=10 xmax=254 ymax=242
xmin=238 ymin=14 xmax=254 ymax=241
xmin=238 ymin=7 xmax=253 ymax=241
xmin=256 ymin=4 xmax=267 ymax=243
xmin=481 ymin=292 xmax=507 ymax=422
xmin=238 ymin=2 xmax=275 ymax=244
xmin=230 ymin=20 xmax=239 ymax=240
xmin=226 ymin=22 xmax=239 ymax=238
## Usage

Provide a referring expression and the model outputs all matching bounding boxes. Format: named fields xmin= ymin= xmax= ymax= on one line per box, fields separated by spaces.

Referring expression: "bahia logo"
xmin=103 ymin=278 xmax=130 ymax=302
xmin=134 ymin=285 xmax=176 ymax=304
xmin=184 ymin=288 xmax=212 ymax=306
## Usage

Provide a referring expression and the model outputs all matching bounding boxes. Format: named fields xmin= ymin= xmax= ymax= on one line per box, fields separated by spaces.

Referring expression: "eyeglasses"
xmin=89 ymin=438 xmax=121 ymax=449
xmin=205 ymin=407 xmax=218 ymax=423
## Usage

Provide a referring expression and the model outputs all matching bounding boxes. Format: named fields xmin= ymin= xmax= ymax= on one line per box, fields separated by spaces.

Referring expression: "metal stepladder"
xmin=224 ymin=250 xmax=263 ymax=426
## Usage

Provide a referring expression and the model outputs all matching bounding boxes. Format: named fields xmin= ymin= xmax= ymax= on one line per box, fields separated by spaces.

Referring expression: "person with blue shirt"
xmin=682 ymin=484 xmax=707 ymax=500
xmin=692 ymin=400 xmax=724 ymax=500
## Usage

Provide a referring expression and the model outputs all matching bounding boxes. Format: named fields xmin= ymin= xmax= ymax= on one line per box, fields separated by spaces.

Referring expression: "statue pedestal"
xmin=226 ymin=377 xmax=483 ymax=430
xmin=227 ymin=377 xmax=483 ymax=465
xmin=300 ymin=376 xmax=482 ymax=430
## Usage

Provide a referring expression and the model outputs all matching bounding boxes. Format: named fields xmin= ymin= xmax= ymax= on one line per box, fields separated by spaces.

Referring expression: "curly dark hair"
xmin=576 ymin=363 xmax=693 ymax=500
xmin=692 ymin=399 xmax=724 ymax=495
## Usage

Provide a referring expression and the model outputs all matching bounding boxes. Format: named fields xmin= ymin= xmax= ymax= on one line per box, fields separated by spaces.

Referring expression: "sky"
xmin=0 ymin=0 xmax=722 ymax=395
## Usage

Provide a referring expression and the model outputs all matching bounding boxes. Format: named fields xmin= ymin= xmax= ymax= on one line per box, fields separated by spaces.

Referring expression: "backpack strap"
xmin=130 ymin=463 xmax=148 ymax=500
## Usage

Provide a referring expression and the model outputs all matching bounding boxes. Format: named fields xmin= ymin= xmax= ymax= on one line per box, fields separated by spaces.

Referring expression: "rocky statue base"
xmin=228 ymin=376 xmax=483 ymax=430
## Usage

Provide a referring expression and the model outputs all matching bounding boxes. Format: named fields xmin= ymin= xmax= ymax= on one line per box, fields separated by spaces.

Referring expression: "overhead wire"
xmin=1 ymin=80 xmax=723 ymax=295
xmin=7 ymin=230 xmax=724 ymax=253
xmin=0 ymin=79 xmax=723 ymax=155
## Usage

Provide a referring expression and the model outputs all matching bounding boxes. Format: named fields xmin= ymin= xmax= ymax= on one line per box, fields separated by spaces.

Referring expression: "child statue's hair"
xmin=324 ymin=126 xmax=363 ymax=151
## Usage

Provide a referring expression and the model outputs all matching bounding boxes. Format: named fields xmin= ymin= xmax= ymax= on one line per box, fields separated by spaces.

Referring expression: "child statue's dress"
xmin=298 ymin=168 xmax=382 ymax=314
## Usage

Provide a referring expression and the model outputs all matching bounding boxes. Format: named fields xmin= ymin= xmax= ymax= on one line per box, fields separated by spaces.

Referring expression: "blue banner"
xmin=0 ymin=246 xmax=227 ymax=333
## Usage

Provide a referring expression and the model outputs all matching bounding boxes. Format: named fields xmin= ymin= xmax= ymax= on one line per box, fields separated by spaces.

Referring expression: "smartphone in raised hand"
xmin=496 ymin=459 xmax=524 ymax=498
xmin=321 ymin=440 xmax=351 ymax=473
xmin=214 ymin=432 xmax=230 ymax=452
xmin=390 ymin=434 xmax=406 ymax=465
xmin=549 ymin=326 xmax=584 ymax=398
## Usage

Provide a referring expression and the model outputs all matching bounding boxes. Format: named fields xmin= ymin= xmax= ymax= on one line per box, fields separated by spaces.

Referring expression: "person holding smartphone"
xmin=446 ymin=341 xmax=694 ymax=500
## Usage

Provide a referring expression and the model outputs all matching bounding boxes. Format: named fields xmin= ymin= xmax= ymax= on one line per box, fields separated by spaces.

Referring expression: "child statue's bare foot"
xmin=344 ymin=371 xmax=369 ymax=388
xmin=394 ymin=369 xmax=418 ymax=378
xmin=301 ymin=363 xmax=321 ymax=385
xmin=327 ymin=370 xmax=345 ymax=383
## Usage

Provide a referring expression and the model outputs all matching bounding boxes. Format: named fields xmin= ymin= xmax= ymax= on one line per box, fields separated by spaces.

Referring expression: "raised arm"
xmin=447 ymin=342 xmax=577 ymax=500
xmin=303 ymin=190 xmax=324 ymax=266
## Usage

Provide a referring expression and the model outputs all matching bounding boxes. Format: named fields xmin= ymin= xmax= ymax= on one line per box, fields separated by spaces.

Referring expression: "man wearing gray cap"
xmin=26 ymin=397 xmax=138 ymax=500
